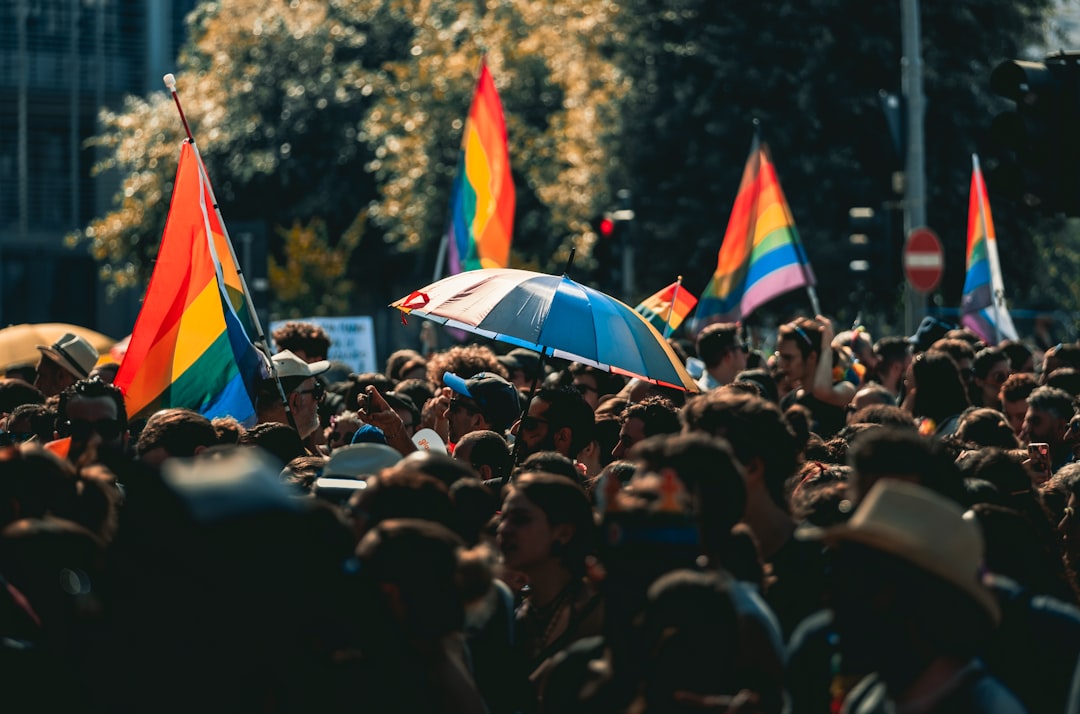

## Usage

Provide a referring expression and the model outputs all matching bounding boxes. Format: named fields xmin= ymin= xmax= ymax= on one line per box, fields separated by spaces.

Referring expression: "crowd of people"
xmin=2 ymin=313 xmax=1080 ymax=713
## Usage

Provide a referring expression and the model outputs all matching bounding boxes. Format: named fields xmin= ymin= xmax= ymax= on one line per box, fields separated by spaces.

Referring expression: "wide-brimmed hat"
xmin=37 ymin=332 xmax=99 ymax=379
xmin=324 ymin=443 xmax=402 ymax=478
xmin=271 ymin=349 xmax=330 ymax=379
xmin=799 ymin=479 xmax=1000 ymax=623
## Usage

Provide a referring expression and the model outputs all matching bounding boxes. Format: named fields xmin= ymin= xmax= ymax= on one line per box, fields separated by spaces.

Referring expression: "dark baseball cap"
xmin=443 ymin=371 xmax=521 ymax=433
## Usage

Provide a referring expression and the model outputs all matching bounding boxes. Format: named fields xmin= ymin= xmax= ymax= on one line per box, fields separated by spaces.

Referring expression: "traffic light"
xmin=846 ymin=206 xmax=897 ymax=307
xmin=990 ymin=52 xmax=1080 ymax=215
xmin=591 ymin=212 xmax=621 ymax=290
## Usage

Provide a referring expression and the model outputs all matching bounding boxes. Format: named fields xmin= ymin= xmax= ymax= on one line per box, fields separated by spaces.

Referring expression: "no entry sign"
xmin=903 ymin=227 xmax=944 ymax=294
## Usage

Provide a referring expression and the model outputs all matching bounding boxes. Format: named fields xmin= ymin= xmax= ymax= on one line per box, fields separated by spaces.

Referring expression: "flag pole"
xmin=662 ymin=276 xmax=684 ymax=339
xmin=162 ymin=73 xmax=296 ymax=431
xmin=972 ymin=153 xmax=1002 ymax=343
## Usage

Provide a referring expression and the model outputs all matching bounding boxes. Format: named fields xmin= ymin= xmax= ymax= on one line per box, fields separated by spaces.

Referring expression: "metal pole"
xmin=901 ymin=0 xmax=927 ymax=334
xmin=617 ymin=188 xmax=635 ymax=301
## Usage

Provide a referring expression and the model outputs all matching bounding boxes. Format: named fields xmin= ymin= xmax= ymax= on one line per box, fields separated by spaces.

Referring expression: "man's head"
xmin=612 ymin=396 xmax=681 ymax=460
xmin=35 ymin=333 xmax=99 ymax=398
xmin=134 ymin=408 xmax=219 ymax=466
xmin=56 ymin=378 xmax=128 ymax=464
xmin=498 ymin=348 xmax=543 ymax=391
xmin=680 ymin=391 xmax=798 ymax=512
xmin=567 ymin=362 xmax=624 ymax=410
xmin=871 ymin=336 xmax=912 ymax=392
xmin=512 ymin=385 xmax=596 ymax=461
xmin=695 ymin=323 xmax=747 ymax=385
xmin=271 ymin=321 xmax=331 ymax=363
xmin=1022 ymin=385 xmax=1075 ymax=449
xmin=453 ymin=429 xmax=513 ymax=484
xmin=775 ymin=318 xmax=824 ymax=385
xmin=999 ymin=372 xmax=1038 ymax=437
xmin=256 ymin=350 xmax=331 ymax=439
xmin=443 ymin=371 xmax=520 ymax=442
xmin=846 ymin=385 xmax=895 ymax=425
xmin=809 ymin=479 xmax=999 ymax=677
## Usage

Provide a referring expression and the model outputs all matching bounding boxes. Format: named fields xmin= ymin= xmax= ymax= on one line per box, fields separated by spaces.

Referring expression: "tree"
xmin=71 ymin=0 xmax=627 ymax=303
xmin=605 ymin=0 xmax=1056 ymax=321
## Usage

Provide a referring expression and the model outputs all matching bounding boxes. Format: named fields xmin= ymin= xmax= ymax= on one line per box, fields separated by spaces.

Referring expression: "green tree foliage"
xmin=71 ymin=0 xmax=627 ymax=304
xmin=606 ymin=0 xmax=1057 ymax=321
xmin=73 ymin=0 xmax=1064 ymax=328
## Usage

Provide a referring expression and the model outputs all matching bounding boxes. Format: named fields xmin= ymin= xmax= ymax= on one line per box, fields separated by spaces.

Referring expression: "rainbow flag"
xmin=961 ymin=154 xmax=1018 ymax=344
xmin=446 ymin=59 xmax=515 ymax=273
xmin=114 ymin=140 xmax=265 ymax=425
xmin=695 ymin=133 xmax=815 ymax=326
xmin=635 ymin=278 xmax=698 ymax=337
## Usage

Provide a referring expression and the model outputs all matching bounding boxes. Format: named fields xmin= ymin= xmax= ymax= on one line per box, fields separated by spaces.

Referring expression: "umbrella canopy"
xmin=392 ymin=269 xmax=699 ymax=392
xmin=0 ymin=323 xmax=117 ymax=372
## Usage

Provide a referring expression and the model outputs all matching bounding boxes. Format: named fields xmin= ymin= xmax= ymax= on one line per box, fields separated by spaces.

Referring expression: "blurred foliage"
xmin=70 ymin=0 xmax=1070 ymax=329
xmin=268 ymin=217 xmax=363 ymax=317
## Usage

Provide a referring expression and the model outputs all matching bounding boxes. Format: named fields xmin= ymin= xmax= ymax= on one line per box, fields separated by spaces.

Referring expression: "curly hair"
xmin=271 ymin=321 xmax=331 ymax=360
xmin=425 ymin=344 xmax=508 ymax=386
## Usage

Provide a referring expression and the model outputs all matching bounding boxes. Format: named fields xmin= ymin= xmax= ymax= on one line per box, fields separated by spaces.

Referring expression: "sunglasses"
xmin=58 ymin=418 xmax=125 ymax=442
xmin=519 ymin=415 xmax=550 ymax=431
xmin=449 ymin=398 xmax=481 ymax=415
xmin=294 ymin=382 xmax=325 ymax=401
xmin=0 ymin=431 xmax=34 ymax=446
xmin=573 ymin=383 xmax=598 ymax=396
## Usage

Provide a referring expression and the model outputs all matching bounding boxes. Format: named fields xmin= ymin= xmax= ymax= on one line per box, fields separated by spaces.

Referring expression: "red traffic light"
xmin=599 ymin=216 xmax=616 ymax=238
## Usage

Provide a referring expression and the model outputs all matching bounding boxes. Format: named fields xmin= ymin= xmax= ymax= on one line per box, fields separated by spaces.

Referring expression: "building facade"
xmin=0 ymin=0 xmax=196 ymax=337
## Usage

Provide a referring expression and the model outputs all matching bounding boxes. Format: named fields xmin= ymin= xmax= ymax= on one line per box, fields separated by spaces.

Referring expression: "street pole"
xmin=616 ymin=189 xmax=636 ymax=301
xmin=901 ymin=0 xmax=927 ymax=335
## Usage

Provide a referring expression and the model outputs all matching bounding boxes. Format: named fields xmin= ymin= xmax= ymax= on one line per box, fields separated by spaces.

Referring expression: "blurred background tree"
xmin=70 ymin=0 xmax=1067 ymax=336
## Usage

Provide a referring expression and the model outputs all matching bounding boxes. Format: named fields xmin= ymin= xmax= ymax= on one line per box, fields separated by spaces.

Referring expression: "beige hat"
xmin=271 ymin=349 xmax=330 ymax=379
xmin=801 ymin=479 xmax=1000 ymax=623
xmin=37 ymin=332 xmax=99 ymax=379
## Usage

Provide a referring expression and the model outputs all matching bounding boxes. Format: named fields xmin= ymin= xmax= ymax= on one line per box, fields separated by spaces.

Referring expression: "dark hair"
xmin=1000 ymin=372 xmax=1039 ymax=403
xmin=619 ymin=396 xmax=681 ymax=437
xmin=846 ymin=427 xmax=965 ymax=505
xmin=778 ymin=317 xmax=823 ymax=359
xmin=384 ymin=391 xmax=421 ymax=428
xmin=345 ymin=373 xmax=395 ymax=412
xmin=271 ymin=321 xmax=331 ymax=359
xmin=514 ymin=450 xmax=580 ymax=484
xmin=239 ymin=422 xmax=306 ymax=466
xmin=455 ymin=430 xmax=513 ymax=482
xmin=535 ymin=385 xmax=597 ymax=457
xmin=1046 ymin=368 xmax=1080 ymax=398
xmin=134 ymin=408 xmax=219 ymax=459
xmin=352 ymin=467 xmax=455 ymax=533
xmin=393 ymin=378 xmax=437 ymax=412
xmin=507 ymin=473 xmax=595 ymax=578
xmin=973 ymin=346 xmax=1010 ymax=379
xmin=999 ymin=340 xmax=1033 ymax=372
xmin=911 ymin=351 xmax=970 ymax=423
xmin=8 ymin=403 xmax=57 ymax=442
xmin=848 ymin=404 xmax=915 ymax=428
xmin=0 ymin=378 xmax=45 ymax=413
xmin=955 ymin=407 xmax=1021 ymax=449
xmin=734 ymin=368 xmax=778 ymax=404
xmin=384 ymin=348 xmax=425 ymax=382
xmin=57 ymin=378 xmax=128 ymax=430
xmin=681 ymin=391 xmax=798 ymax=511
xmin=696 ymin=322 xmax=742 ymax=368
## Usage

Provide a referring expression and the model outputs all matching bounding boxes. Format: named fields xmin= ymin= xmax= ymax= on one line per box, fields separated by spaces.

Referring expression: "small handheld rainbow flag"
xmin=695 ymin=128 xmax=817 ymax=328
xmin=114 ymin=141 xmax=265 ymax=425
xmin=961 ymin=154 xmax=1018 ymax=344
xmin=635 ymin=277 xmax=698 ymax=338
xmin=445 ymin=58 xmax=515 ymax=274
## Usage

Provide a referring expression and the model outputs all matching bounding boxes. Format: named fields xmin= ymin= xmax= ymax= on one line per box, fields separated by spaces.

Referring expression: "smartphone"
xmin=1028 ymin=442 xmax=1051 ymax=480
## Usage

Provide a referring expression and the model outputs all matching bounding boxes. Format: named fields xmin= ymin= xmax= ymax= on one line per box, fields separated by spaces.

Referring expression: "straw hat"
xmin=800 ymin=479 xmax=1000 ymax=623
xmin=37 ymin=332 xmax=99 ymax=379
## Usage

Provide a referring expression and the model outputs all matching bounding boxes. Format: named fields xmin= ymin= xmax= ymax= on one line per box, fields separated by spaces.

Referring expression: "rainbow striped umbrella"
xmin=392 ymin=269 xmax=698 ymax=392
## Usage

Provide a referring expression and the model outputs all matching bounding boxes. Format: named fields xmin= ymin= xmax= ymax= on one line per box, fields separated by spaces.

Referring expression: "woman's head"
xmin=910 ymin=350 xmax=971 ymax=422
xmin=497 ymin=472 xmax=595 ymax=578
